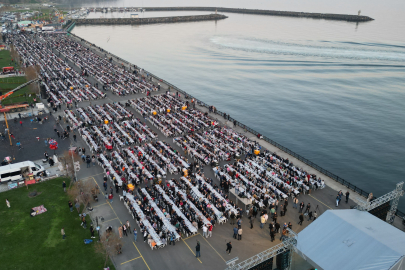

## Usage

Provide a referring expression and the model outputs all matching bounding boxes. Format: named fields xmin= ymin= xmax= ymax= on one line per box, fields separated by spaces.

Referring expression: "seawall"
xmin=90 ymin=6 xmax=374 ymax=22
xmin=74 ymin=14 xmax=227 ymax=25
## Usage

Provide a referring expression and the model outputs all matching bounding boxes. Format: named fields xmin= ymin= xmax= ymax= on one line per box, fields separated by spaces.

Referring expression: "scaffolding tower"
xmin=225 ymin=228 xmax=297 ymax=270
xmin=355 ymin=182 xmax=404 ymax=224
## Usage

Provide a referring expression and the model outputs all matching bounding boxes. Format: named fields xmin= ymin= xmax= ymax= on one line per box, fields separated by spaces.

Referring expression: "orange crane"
xmin=0 ymin=85 xmax=31 ymax=146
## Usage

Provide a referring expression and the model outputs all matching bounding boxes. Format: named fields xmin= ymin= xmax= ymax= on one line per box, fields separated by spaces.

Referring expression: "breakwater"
xmin=89 ymin=6 xmax=374 ymax=22
xmin=74 ymin=14 xmax=227 ymax=25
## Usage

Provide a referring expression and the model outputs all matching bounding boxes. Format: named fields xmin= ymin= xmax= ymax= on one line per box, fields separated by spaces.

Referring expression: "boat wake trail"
xmin=210 ymin=37 xmax=405 ymax=62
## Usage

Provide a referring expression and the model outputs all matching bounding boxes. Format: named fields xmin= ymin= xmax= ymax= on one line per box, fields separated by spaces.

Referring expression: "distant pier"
xmin=74 ymin=14 xmax=227 ymax=26
xmin=87 ymin=6 xmax=374 ymax=22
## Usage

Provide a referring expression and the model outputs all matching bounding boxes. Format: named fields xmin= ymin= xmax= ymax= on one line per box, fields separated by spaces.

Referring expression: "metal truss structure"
xmin=356 ymin=182 xmax=404 ymax=224
xmin=226 ymin=228 xmax=297 ymax=270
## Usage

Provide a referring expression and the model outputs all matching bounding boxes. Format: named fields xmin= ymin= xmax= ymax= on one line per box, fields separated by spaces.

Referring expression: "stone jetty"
xmin=88 ymin=6 xmax=374 ymax=22
xmin=74 ymin=14 xmax=227 ymax=26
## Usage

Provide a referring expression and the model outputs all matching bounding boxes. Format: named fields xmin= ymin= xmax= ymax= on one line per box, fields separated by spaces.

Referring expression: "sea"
xmin=71 ymin=0 xmax=405 ymax=209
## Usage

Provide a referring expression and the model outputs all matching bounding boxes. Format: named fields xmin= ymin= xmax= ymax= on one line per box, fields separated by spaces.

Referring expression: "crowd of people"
xmin=131 ymin=94 xmax=214 ymax=137
xmin=62 ymin=92 xmax=329 ymax=251
xmin=12 ymin=34 xmax=106 ymax=108
xmin=46 ymin=35 xmax=158 ymax=95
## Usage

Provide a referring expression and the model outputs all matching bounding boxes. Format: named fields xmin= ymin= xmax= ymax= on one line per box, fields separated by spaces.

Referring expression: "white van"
xmin=0 ymin=161 xmax=48 ymax=182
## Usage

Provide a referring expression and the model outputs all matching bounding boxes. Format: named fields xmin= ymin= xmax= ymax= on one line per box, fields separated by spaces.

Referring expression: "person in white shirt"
xmin=202 ymin=225 xmax=207 ymax=238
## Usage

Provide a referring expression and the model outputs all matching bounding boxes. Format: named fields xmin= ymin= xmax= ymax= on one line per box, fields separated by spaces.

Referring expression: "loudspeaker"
xmin=249 ymin=257 xmax=273 ymax=270
xmin=369 ymin=201 xmax=390 ymax=221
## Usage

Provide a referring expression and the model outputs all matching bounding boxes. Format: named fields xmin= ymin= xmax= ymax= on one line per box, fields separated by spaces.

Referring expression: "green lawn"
xmin=0 ymin=76 xmax=27 ymax=92
xmin=1 ymin=85 xmax=38 ymax=105
xmin=0 ymin=177 xmax=115 ymax=270
xmin=0 ymin=50 xmax=18 ymax=70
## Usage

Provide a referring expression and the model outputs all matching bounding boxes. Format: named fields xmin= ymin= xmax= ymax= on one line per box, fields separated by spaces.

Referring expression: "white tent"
xmin=296 ymin=209 xmax=405 ymax=270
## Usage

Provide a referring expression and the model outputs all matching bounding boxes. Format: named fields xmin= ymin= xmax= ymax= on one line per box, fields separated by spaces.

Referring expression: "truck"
xmin=2 ymin=66 xmax=14 ymax=73
xmin=0 ymin=161 xmax=48 ymax=182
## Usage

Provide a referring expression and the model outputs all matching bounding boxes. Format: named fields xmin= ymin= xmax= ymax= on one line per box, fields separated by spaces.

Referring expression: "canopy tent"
xmin=18 ymin=21 xmax=32 ymax=27
xmin=296 ymin=209 xmax=405 ymax=270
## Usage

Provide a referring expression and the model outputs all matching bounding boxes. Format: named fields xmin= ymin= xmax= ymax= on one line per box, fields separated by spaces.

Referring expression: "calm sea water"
xmin=72 ymin=0 xmax=405 ymax=208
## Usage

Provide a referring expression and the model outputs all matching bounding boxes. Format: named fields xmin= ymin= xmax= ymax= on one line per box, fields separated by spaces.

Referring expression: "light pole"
xmin=71 ymin=143 xmax=78 ymax=182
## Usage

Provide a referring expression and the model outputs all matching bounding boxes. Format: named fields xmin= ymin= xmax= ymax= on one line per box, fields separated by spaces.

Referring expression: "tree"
xmin=22 ymin=65 xmax=41 ymax=95
xmin=67 ymin=179 xmax=94 ymax=213
xmin=59 ymin=151 xmax=76 ymax=185
xmin=94 ymin=231 xmax=123 ymax=268
xmin=9 ymin=45 xmax=17 ymax=61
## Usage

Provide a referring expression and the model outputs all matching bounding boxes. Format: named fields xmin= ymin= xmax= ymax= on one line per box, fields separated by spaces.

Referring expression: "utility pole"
xmin=3 ymin=112 xmax=12 ymax=146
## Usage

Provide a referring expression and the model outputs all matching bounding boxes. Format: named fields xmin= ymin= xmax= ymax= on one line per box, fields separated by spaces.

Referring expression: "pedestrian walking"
xmin=202 ymin=225 xmax=207 ymax=237
xmin=336 ymin=195 xmax=340 ymax=207
xmin=249 ymin=215 xmax=254 ymax=229
xmin=345 ymin=191 xmax=350 ymax=203
xmin=61 ymin=227 xmax=66 ymax=239
xmin=123 ymin=225 xmax=128 ymax=236
xmin=73 ymin=134 xmax=77 ymax=142
xmin=126 ymin=220 xmax=131 ymax=233
xmin=308 ymin=211 xmax=313 ymax=221
xmin=237 ymin=218 xmax=242 ymax=228
xmin=273 ymin=212 xmax=277 ymax=223
xmin=275 ymin=222 xmax=280 ymax=233
xmin=62 ymin=181 xmax=66 ymax=192
xmin=233 ymin=226 xmax=238 ymax=239
xmin=208 ymin=224 xmax=213 ymax=238
xmin=299 ymin=202 xmax=304 ymax=213
xmin=280 ymin=228 xmax=287 ymax=241
xmin=238 ymin=228 xmax=242 ymax=240
xmin=133 ymin=228 xmax=137 ymax=242
xmin=226 ymin=242 xmax=232 ymax=255
xmin=313 ymin=211 xmax=318 ymax=221
xmin=108 ymin=193 xmax=113 ymax=203
xmin=293 ymin=197 xmax=298 ymax=209
xmin=16 ymin=141 xmax=22 ymax=150
xmin=195 ymin=241 xmax=201 ymax=258
xmin=305 ymin=203 xmax=311 ymax=214
xmin=169 ymin=232 xmax=176 ymax=246
xmin=90 ymin=225 xmax=95 ymax=238
xmin=230 ymin=212 xmax=236 ymax=225
xmin=270 ymin=207 xmax=275 ymax=218
xmin=260 ymin=215 xmax=265 ymax=229
xmin=298 ymin=213 xmax=304 ymax=225
xmin=44 ymin=139 xmax=48 ymax=147
xmin=118 ymin=226 xmax=123 ymax=238
xmin=86 ymin=156 xmax=91 ymax=168
xmin=270 ymin=230 xmax=275 ymax=242
xmin=75 ymin=200 xmax=80 ymax=213
xmin=103 ymin=180 xmax=107 ymax=191
xmin=82 ymin=215 xmax=87 ymax=229
xmin=20 ymin=120 xmax=22 ymax=126
xmin=6 ymin=199 xmax=10 ymax=208
xmin=68 ymin=201 xmax=73 ymax=212
xmin=338 ymin=190 xmax=343 ymax=204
